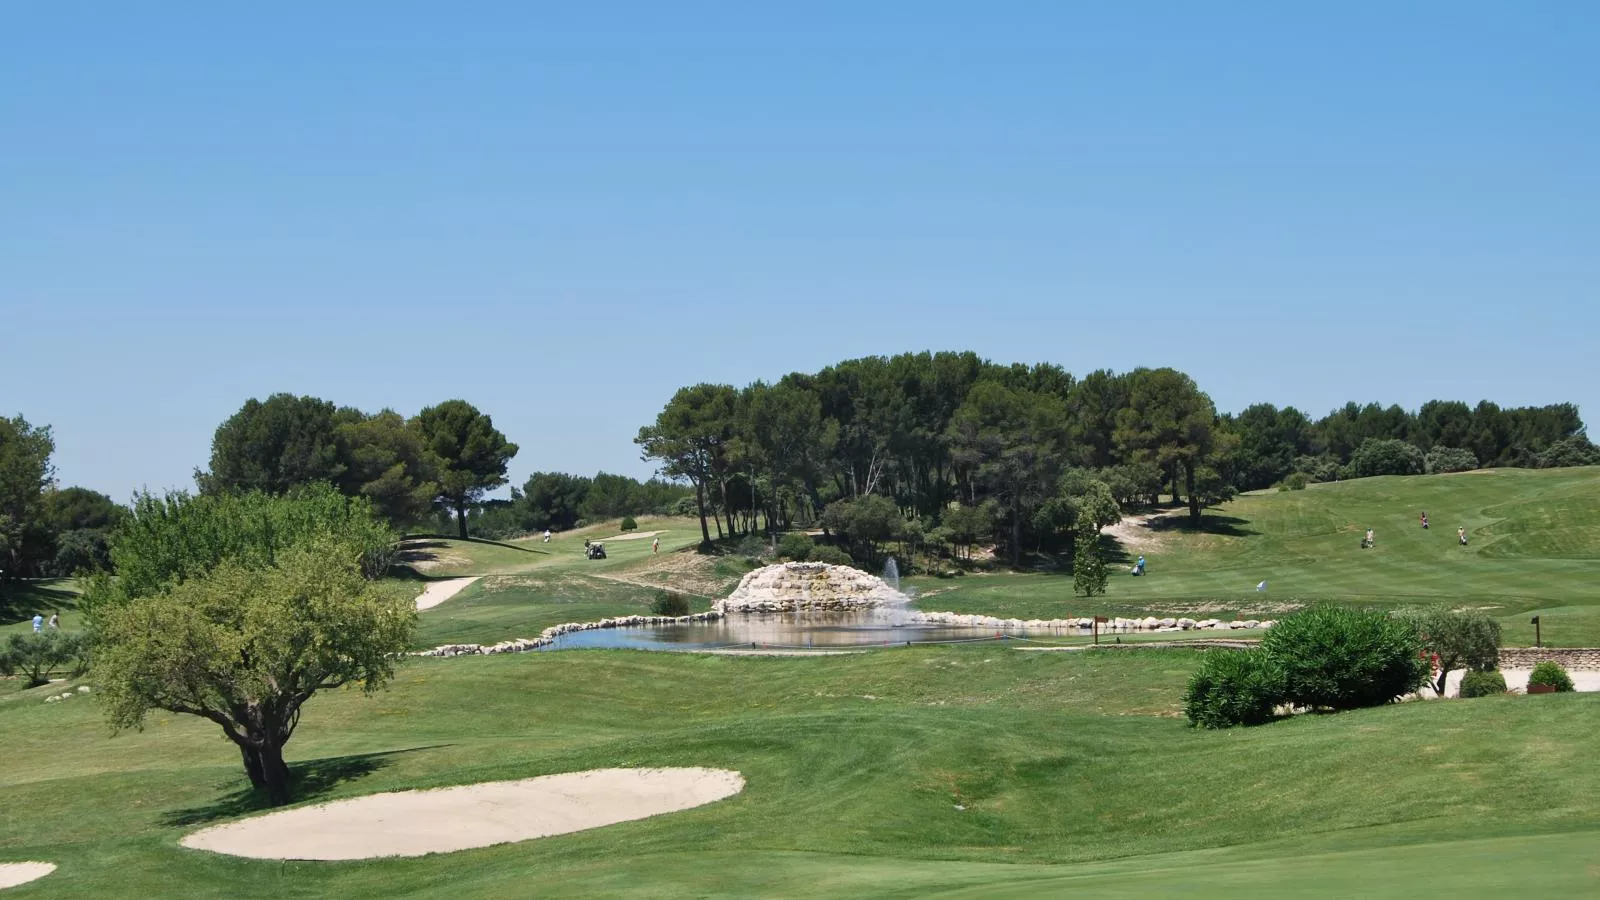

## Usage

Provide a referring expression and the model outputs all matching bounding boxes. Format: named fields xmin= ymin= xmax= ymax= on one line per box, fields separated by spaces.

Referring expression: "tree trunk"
xmin=1170 ymin=461 xmax=1181 ymax=505
xmin=1010 ymin=494 xmax=1022 ymax=566
xmin=257 ymin=739 xmax=292 ymax=807
xmin=1185 ymin=460 xmax=1201 ymax=525
xmin=455 ymin=499 xmax=469 ymax=540
xmin=694 ymin=480 xmax=711 ymax=546
xmin=240 ymin=744 xmax=266 ymax=789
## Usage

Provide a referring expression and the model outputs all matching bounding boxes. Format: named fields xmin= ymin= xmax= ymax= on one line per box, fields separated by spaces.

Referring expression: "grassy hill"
xmin=2 ymin=645 xmax=1597 ymax=897
xmin=914 ymin=467 xmax=1600 ymax=646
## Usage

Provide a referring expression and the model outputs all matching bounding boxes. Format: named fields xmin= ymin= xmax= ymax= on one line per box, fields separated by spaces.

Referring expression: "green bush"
xmin=1459 ymin=670 xmax=1507 ymax=698
xmin=1424 ymin=446 xmax=1479 ymax=475
xmin=650 ymin=591 xmax=690 ymax=617
xmin=1350 ymin=438 xmax=1425 ymax=478
xmin=620 ymin=516 xmax=638 ymax=532
xmin=1261 ymin=606 xmax=1428 ymax=710
xmin=1282 ymin=472 xmax=1309 ymax=491
xmin=808 ymin=545 xmax=854 ymax=567
xmin=776 ymin=532 xmax=815 ymax=561
xmin=1527 ymin=660 xmax=1575 ymax=692
xmin=1184 ymin=649 xmax=1286 ymax=728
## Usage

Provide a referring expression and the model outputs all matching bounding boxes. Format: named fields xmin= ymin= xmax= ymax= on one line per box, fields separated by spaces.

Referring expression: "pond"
xmin=538 ymin=610 xmax=1092 ymax=651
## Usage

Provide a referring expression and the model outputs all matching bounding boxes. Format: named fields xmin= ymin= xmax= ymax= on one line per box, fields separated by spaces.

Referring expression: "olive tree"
xmin=86 ymin=487 xmax=413 ymax=806
xmin=1397 ymin=606 xmax=1501 ymax=696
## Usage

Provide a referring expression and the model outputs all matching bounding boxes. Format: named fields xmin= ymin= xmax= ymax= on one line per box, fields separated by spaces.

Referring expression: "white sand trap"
xmin=415 ymin=576 xmax=479 ymax=611
xmin=0 ymin=863 xmax=55 ymax=890
xmin=181 ymin=767 xmax=744 ymax=860
xmin=606 ymin=529 xmax=664 ymax=541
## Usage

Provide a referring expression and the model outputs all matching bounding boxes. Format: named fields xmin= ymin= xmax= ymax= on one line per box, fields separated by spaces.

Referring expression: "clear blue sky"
xmin=4 ymin=2 xmax=1596 ymax=501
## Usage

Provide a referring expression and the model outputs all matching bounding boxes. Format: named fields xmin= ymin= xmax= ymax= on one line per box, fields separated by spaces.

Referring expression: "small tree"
xmin=93 ymin=540 xmax=415 ymax=806
xmin=1072 ymin=518 xmax=1107 ymax=597
xmin=620 ymin=516 xmax=638 ymax=532
xmin=0 ymin=631 xmax=86 ymax=687
xmin=1398 ymin=606 xmax=1500 ymax=695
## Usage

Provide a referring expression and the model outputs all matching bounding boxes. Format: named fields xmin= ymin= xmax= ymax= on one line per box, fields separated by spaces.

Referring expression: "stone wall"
xmin=1499 ymin=647 xmax=1600 ymax=670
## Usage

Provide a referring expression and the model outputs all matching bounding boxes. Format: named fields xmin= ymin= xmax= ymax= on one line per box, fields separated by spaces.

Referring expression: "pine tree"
xmin=1073 ymin=518 xmax=1107 ymax=597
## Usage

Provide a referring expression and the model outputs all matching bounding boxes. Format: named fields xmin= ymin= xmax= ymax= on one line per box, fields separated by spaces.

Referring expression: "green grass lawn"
xmin=0 ymin=578 xmax=83 ymax=634
xmin=912 ymin=467 xmax=1600 ymax=646
xmin=2 ymin=645 xmax=1597 ymax=897
xmin=412 ymin=574 xmax=717 ymax=648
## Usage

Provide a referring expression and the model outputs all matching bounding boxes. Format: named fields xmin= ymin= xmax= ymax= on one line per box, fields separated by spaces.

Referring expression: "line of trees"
xmin=195 ymin=394 xmax=518 ymax=539
xmin=0 ymin=414 xmax=127 ymax=580
xmin=443 ymin=471 xmax=692 ymax=540
xmin=636 ymin=352 xmax=1594 ymax=564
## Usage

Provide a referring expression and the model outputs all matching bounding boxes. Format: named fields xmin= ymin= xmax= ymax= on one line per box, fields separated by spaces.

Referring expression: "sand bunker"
xmin=180 ymin=767 xmax=744 ymax=860
xmin=0 ymin=863 xmax=55 ymax=890
xmin=415 ymin=576 xmax=479 ymax=611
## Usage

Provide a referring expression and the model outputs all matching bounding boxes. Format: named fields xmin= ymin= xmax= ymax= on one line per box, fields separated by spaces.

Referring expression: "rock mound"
xmin=717 ymin=562 xmax=907 ymax=613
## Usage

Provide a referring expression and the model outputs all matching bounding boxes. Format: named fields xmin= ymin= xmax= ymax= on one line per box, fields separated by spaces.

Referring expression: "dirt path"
xmin=415 ymin=577 xmax=480 ymax=611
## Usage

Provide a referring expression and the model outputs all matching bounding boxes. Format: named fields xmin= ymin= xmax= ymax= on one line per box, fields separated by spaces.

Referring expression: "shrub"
xmin=1293 ymin=455 xmax=1344 ymax=484
xmin=1424 ymin=446 xmax=1479 ymax=475
xmin=776 ymin=532 xmax=815 ymax=561
xmin=808 ymin=545 xmax=853 ymax=567
xmin=1527 ymin=660 xmax=1575 ymax=693
xmin=1350 ymin=438 xmax=1426 ymax=478
xmin=734 ymin=535 xmax=770 ymax=563
xmin=620 ymin=516 xmax=638 ymax=532
xmin=1535 ymin=436 xmax=1600 ymax=469
xmin=1282 ymin=472 xmax=1309 ymax=491
xmin=1261 ymin=606 xmax=1428 ymax=710
xmin=650 ymin=590 xmax=690 ymax=617
xmin=1184 ymin=649 xmax=1286 ymax=728
xmin=1459 ymin=670 xmax=1507 ymax=698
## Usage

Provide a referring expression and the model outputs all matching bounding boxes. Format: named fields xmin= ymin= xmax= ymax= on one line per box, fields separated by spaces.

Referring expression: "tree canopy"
xmin=413 ymin=400 xmax=518 ymax=539
xmin=87 ymin=488 xmax=412 ymax=806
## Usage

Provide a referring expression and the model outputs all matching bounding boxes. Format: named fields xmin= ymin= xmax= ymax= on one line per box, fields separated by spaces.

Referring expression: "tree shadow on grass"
xmin=160 ymin=744 xmax=453 ymax=828
xmin=0 ymin=582 xmax=79 ymax=625
xmin=1149 ymin=513 xmax=1259 ymax=538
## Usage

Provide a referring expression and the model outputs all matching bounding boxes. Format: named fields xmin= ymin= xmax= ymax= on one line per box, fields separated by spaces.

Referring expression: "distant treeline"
xmin=428 ymin=472 xmax=692 ymax=540
xmin=191 ymin=394 xmax=686 ymax=541
xmin=636 ymin=351 xmax=1596 ymax=562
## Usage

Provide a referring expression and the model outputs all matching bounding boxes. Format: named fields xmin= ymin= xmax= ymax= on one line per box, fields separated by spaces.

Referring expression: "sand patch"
xmin=1422 ymin=669 xmax=1600 ymax=698
xmin=606 ymin=530 xmax=664 ymax=541
xmin=415 ymin=577 xmax=480 ymax=611
xmin=0 ymin=863 xmax=55 ymax=890
xmin=1102 ymin=510 xmax=1185 ymax=550
xmin=180 ymin=767 xmax=744 ymax=860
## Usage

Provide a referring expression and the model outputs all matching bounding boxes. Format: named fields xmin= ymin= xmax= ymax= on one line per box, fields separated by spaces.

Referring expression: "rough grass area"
xmin=2 ymin=645 xmax=1597 ymax=897
xmin=913 ymin=467 xmax=1600 ymax=645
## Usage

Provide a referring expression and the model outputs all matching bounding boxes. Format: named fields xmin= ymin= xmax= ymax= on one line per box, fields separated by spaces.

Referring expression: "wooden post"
xmin=1531 ymin=615 xmax=1541 ymax=648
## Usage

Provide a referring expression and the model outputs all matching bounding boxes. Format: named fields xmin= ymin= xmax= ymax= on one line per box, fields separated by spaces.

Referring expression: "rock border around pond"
xmin=416 ymin=610 xmax=1276 ymax=657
